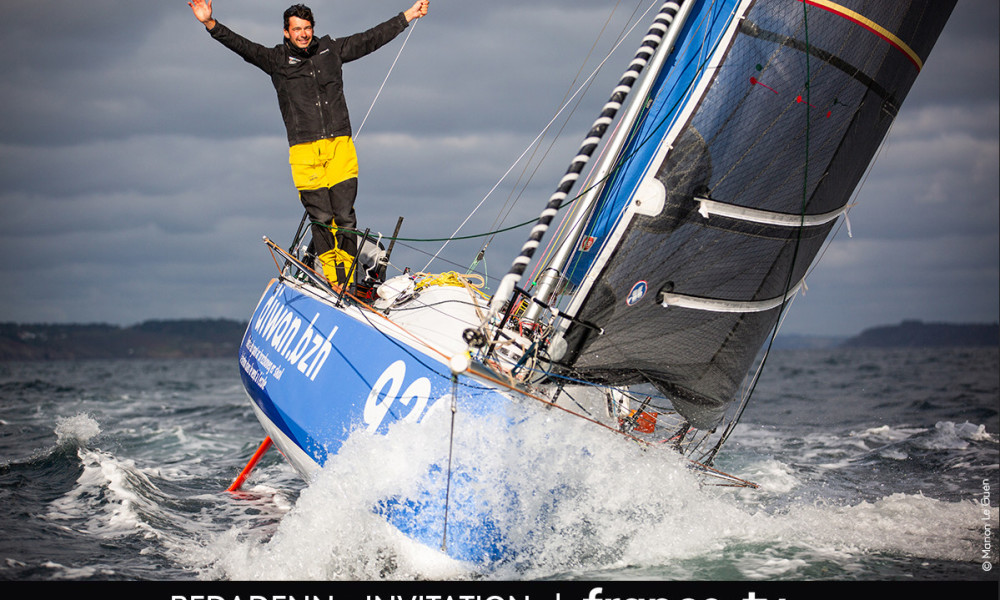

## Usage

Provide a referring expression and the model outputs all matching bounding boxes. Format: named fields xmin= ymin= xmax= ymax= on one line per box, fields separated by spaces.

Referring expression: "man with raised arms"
xmin=188 ymin=0 xmax=430 ymax=285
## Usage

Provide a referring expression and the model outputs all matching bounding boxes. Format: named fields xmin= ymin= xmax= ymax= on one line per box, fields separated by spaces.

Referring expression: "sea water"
xmin=0 ymin=347 xmax=996 ymax=585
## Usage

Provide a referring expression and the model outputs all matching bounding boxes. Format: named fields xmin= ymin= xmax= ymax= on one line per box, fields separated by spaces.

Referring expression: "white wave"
xmin=766 ymin=492 xmax=995 ymax=563
xmin=39 ymin=561 xmax=114 ymax=579
xmin=618 ymin=490 xmax=994 ymax=578
xmin=914 ymin=421 xmax=998 ymax=450
xmin=855 ymin=424 xmax=928 ymax=442
xmin=733 ymin=458 xmax=802 ymax=495
xmin=45 ymin=447 xmax=160 ymax=539
xmin=47 ymin=413 xmax=160 ymax=539
xmin=54 ymin=413 xmax=101 ymax=447
xmin=735 ymin=549 xmax=810 ymax=579
xmin=852 ymin=421 xmax=996 ymax=451
xmin=878 ymin=448 xmax=910 ymax=460
xmin=201 ymin=406 xmax=705 ymax=580
xmin=196 ymin=406 xmax=997 ymax=580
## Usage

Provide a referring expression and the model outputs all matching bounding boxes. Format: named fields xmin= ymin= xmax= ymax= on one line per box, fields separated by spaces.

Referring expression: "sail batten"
xmin=695 ymin=195 xmax=849 ymax=226
xmin=660 ymin=278 xmax=804 ymax=313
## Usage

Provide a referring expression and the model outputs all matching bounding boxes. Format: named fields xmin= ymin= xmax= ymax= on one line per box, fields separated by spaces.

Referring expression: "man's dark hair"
xmin=283 ymin=4 xmax=315 ymax=30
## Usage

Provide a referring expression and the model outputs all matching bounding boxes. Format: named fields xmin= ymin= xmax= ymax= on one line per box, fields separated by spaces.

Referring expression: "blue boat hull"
xmin=238 ymin=278 xmax=518 ymax=563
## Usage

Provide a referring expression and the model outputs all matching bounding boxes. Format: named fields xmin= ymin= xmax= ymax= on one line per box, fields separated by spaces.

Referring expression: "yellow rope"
xmin=414 ymin=271 xmax=488 ymax=299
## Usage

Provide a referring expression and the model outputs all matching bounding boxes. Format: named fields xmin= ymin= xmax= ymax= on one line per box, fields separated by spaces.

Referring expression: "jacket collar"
xmin=284 ymin=36 xmax=319 ymax=58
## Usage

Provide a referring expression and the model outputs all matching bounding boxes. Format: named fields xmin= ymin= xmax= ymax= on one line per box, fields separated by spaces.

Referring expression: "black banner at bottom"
xmin=4 ymin=579 xmax=998 ymax=600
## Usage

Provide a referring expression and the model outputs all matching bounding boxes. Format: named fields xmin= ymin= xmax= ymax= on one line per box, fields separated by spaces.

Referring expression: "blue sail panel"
xmin=565 ymin=0 xmax=743 ymax=285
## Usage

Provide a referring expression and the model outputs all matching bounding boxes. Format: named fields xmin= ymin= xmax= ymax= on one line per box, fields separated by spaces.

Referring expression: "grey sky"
xmin=0 ymin=1 xmax=996 ymax=336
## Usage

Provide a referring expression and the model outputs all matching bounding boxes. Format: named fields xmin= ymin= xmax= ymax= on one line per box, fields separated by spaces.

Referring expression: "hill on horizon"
xmin=1 ymin=318 xmax=996 ymax=361
xmin=841 ymin=319 xmax=998 ymax=348
xmin=0 ymin=318 xmax=247 ymax=361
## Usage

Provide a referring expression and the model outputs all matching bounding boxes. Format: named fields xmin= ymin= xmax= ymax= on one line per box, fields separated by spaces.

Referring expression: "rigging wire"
xmin=708 ymin=0 xmax=817 ymax=461
xmin=355 ymin=18 xmax=419 ymax=138
xmin=441 ymin=374 xmax=459 ymax=552
xmin=478 ymin=0 xmax=644 ymax=265
xmin=544 ymin=0 xmax=723 ymax=302
xmin=267 ymin=234 xmax=755 ymax=487
xmin=421 ymin=0 xmax=665 ymax=273
xmin=481 ymin=3 xmax=625 ymax=239
xmin=712 ymin=20 xmax=907 ymax=457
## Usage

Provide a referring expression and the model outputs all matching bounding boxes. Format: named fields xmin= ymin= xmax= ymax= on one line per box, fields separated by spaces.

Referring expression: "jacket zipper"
xmin=309 ymin=61 xmax=329 ymax=139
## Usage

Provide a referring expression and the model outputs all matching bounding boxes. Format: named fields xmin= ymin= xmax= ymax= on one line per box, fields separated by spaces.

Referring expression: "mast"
xmin=521 ymin=0 xmax=699 ymax=325
xmin=486 ymin=0 xmax=693 ymax=325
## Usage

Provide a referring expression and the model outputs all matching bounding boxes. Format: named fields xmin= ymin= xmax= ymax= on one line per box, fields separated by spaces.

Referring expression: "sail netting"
xmin=555 ymin=0 xmax=955 ymax=428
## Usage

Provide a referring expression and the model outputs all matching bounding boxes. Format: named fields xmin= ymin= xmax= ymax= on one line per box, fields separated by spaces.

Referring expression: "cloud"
xmin=0 ymin=0 xmax=996 ymax=336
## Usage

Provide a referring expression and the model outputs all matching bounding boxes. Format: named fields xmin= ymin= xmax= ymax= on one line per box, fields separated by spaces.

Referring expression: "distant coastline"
xmin=774 ymin=320 xmax=998 ymax=350
xmin=0 ymin=319 xmax=247 ymax=361
xmin=0 ymin=318 xmax=996 ymax=361
xmin=840 ymin=320 xmax=999 ymax=349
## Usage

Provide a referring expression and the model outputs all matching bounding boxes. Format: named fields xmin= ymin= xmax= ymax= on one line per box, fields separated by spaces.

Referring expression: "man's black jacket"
xmin=209 ymin=13 xmax=408 ymax=146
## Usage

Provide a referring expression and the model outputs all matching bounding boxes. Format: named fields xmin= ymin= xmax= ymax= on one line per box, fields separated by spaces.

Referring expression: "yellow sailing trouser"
xmin=289 ymin=137 xmax=359 ymax=286
xmin=289 ymin=137 xmax=359 ymax=190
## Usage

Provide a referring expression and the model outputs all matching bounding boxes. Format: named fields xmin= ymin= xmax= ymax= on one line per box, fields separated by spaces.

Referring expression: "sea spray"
xmin=202 ymin=402 xmax=998 ymax=580
xmin=54 ymin=413 xmax=101 ymax=447
xmin=204 ymin=412 xmax=475 ymax=580
xmin=203 ymin=403 xmax=711 ymax=579
xmin=0 ymin=349 xmax=994 ymax=580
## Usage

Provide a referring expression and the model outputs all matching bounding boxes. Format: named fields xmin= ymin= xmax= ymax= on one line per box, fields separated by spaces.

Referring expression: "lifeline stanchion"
xmin=440 ymin=375 xmax=459 ymax=552
xmin=337 ymin=228 xmax=370 ymax=307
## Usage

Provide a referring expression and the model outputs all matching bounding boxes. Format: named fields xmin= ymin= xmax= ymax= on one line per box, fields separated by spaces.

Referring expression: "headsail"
xmin=540 ymin=0 xmax=956 ymax=428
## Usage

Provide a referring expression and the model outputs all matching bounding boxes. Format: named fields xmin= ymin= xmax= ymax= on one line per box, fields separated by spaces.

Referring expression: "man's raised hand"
xmin=188 ymin=0 xmax=216 ymax=28
xmin=404 ymin=1 xmax=429 ymax=22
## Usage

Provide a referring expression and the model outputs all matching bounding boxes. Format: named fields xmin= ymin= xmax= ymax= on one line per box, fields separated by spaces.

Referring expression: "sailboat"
xmin=233 ymin=0 xmax=956 ymax=564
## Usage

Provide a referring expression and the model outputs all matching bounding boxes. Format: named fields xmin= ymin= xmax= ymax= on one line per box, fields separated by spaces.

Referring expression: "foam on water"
xmin=39 ymin=561 xmax=115 ymax=580
xmin=53 ymin=413 xmax=101 ymax=447
xmin=5 ymin=354 xmax=991 ymax=581
xmin=46 ymin=446 xmax=158 ymax=538
xmin=199 ymin=405 xmax=703 ymax=579
xmin=919 ymin=421 xmax=996 ymax=449
xmin=195 ymin=404 xmax=997 ymax=580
